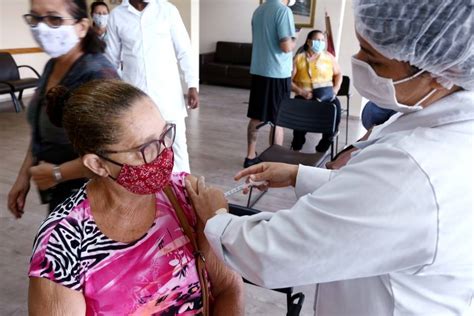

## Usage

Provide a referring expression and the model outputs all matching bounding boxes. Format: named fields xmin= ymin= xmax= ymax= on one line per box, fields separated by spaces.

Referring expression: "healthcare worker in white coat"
xmin=105 ymin=0 xmax=198 ymax=172
xmin=185 ymin=0 xmax=474 ymax=315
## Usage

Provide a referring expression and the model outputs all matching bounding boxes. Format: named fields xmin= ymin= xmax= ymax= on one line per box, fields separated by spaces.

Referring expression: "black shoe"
xmin=315 ymin=138 xmax=332 ymax=153
xmin=243 ymin=156 xmax=262 ymax=168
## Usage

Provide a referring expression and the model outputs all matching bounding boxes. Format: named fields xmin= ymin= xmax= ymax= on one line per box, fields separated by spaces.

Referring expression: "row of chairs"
xmin=0 ymin=52 xmax=40 ymax=112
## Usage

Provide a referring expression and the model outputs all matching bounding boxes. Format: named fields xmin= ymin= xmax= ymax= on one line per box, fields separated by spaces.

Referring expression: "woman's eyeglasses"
xmin=23 ymin=14 xmax=77 ymax=28
xmin=101 ymin=123 xmax=176 ymax=165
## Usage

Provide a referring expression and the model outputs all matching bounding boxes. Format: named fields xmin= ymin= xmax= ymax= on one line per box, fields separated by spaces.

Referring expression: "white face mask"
xmin=288 ymin=0 xmax=296 ymax=6
xmin=92 ymin=14 xmax=108 ymax=28
xmin=351 ymin=57 xmax=437 ymax=113
xmin=31 ymin=22 xmax=79 ymax=58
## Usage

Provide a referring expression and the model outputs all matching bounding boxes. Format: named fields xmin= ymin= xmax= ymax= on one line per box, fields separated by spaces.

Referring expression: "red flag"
xmin=325 ymin=11 xmax=336 ymax=57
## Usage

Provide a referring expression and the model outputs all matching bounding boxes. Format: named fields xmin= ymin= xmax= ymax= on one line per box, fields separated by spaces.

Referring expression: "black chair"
xmin=259 ymin=98 xmax=338 ymax=165
xmin=337 ymin=75 xmax=351 ymax=145
xmin=246 ymin=98 xmax=338 ymax=208
xmin=0 ymin=52 xmax=40 ymax=112
xmin=229 ymin=203 xmax=305 ymax=316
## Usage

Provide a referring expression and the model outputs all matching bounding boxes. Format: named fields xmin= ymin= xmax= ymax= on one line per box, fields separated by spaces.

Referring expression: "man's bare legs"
xmin=246 ymin=119 xmax=260 ymax=159
xmin=247 ymin=120 xmax=285 ymax=159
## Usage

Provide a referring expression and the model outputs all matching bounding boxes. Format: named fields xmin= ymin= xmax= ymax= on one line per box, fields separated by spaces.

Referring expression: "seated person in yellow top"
xmin=291 ymin=30 xmax=343 ymax=152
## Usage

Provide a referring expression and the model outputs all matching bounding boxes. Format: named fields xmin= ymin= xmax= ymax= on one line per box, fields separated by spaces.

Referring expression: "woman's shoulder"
xmin=31 ymin=187 xmax=89 ymax=251
xmin=294 ymin=52 xmax=306 ymax=60
xmin=29 ymin=186 xmax=90 ymax=290
xmin=323 ymin=51 xmax=336 ymax=61
xmin=77 ymin=53 xmax=119 ymax=80
xmin=159 ymin=172 xmax=197 ymax=227
xmin=166 ymin=172 xmax=192 ymax=206
xmin=170 ymin=171 xmax=190 ymax=188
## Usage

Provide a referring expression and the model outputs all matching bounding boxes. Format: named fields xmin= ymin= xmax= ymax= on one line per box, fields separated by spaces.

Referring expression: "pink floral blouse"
xmin=29 ymin=172 xmax=209 ymax=315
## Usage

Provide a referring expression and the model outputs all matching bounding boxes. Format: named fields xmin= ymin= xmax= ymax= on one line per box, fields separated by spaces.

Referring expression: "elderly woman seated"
xmin=28 ymin=80 xmax=244 ymax=315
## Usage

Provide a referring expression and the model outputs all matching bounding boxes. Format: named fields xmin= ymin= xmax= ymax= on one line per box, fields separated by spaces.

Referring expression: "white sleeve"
xmin=104 ymin=11 xmax=122 ymax=71
xmin=168 ymin=5 xmax=198 ymax=89
xmin=294 ymin=164 xmax=333 ymax=198
xmin=204 ymin=144 xmax=438 ymax=289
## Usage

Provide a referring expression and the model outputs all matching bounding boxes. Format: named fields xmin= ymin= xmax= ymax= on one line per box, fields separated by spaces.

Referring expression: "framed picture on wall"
xmin=259 ymin=0 xmax=316 ymax=28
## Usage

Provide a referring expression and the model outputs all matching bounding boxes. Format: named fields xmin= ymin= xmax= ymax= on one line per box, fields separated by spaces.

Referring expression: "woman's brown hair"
xmin=68 ymin=0 xmax=105 ymax=53
xmin=46 ymin=80 xmax=147 ymax=155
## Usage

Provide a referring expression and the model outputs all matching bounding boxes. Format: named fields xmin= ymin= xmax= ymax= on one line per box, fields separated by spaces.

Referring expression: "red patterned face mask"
xmin=103 ymin=148 xmax=174 ymax=195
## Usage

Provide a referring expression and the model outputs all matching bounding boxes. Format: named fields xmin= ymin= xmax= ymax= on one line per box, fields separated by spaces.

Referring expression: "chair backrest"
xmin=275 ymin=98 xmax=337 ymax=135
xmin=0 ymin=53 xmax=20 ymax=81
xmin=337 ymin=75 xmax=350 ymax=97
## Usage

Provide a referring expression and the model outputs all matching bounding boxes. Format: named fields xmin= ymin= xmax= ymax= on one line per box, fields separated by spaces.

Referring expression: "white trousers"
xmin=169 ymin=117 xmax=190 ymax=173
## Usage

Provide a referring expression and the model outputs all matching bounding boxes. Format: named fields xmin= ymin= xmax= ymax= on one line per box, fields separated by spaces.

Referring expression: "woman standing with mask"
xmin=90 ymin=1 xmax=109 ymax=40
xmin=186 ymin=0 xmax=474 ymax=315
xmin=291 ymin=30 xmax=343 ymax=152
xmin=7 ymin=0 xmax=118 ymax=216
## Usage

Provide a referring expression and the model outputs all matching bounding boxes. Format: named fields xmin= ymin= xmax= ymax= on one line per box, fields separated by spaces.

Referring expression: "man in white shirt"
xmin=105 ymin=0 xmax=198 ymax=172
xmin=184 ymin=0 xmax=474 ymax=314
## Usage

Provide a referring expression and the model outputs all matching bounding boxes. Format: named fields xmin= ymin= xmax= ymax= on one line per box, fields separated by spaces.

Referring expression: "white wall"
xmin=168 ymin=0 xmax=200 ymax=93
xmin=0 ymin=0 xmax=50 ymax=102
xmin=200 ymin=0 xmax=346 ymax=53
xmin=200 ymin=0 xmax=364 ymax=116
xmin=0 ymin=0 xmax=198 ymax=102
xmin=338 ymin=0 xmax=362 ymax=116
xmin=200 ymin=0 xmax=256 ymax=53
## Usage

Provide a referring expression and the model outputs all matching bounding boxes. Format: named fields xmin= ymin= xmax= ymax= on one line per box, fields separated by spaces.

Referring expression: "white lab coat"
xmin=105 ymin=0 xmax=198 ymax=172
xmin=205 ymin=90 xmax=474 ymax=315
xmin=105 ymin=0 xmax=198 ymax=121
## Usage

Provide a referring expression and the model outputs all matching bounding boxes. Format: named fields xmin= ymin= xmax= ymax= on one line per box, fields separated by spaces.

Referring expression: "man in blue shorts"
xmin=244 ymin=0 xmax=297 ymax=168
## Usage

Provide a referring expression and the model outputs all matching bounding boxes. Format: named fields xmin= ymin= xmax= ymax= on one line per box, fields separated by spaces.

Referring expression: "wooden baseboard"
xmin=0 ymin=47 xmax=43 ymax=55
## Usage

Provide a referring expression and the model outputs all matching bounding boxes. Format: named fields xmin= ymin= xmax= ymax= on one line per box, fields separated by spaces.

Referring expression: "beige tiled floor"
xmin=0 ymin=84 xmax=365 ymax=315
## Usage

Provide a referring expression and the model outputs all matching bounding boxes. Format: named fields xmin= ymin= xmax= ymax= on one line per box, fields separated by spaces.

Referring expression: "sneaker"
xmin=243 ymin=156 xmax=262 ymax=168
xmin=315 ymin=138 xmax=332 ymax=153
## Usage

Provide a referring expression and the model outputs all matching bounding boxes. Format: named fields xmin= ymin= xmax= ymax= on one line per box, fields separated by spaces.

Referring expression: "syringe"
xmin=224 ymin=179 xmax=267 ymax=197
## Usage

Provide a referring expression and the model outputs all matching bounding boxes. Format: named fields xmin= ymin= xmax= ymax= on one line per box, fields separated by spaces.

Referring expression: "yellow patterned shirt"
xmin=293 ymin=51 xmax=334 ymax=91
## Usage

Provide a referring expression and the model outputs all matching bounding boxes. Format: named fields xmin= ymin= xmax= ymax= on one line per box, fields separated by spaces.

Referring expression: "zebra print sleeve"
xmin=29 ymin=189 xmax=87 ymax=291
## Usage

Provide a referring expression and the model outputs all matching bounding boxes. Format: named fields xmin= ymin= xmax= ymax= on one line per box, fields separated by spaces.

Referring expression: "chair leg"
xmin=286 ymin=292 xmax=305 ymax=316
xmin=269 ymin=122 xmax=276 ymax=146
xmin=18 ymin=90 xmax=24 ymax=100
xmin=249 ymin=190 xmax=266 ymax=208
xmin=345 ymin=98 xmax=350 ymax=145
xmin=246 ymin=187 xmax=253 ymax=208
xmin=246 ymin=186 xmax=267 ymax=208
xmin=10 ymin=92 xmax=22 ymax=113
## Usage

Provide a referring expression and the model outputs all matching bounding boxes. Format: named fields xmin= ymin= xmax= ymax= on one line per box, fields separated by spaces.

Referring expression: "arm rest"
xmin=17 ymin=65 xmax=41 ymax=78
xmin=228 ymin=203 xmax=260 ymax=216
xmin=0 ymin=80 xmax=15 ymax=91
xmin=200 ymin=52 xmax=216 ymax=65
